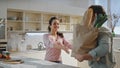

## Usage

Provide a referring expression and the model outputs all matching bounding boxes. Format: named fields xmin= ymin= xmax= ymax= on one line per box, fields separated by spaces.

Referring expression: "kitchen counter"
xmin=0 ymin=57 xmax=79 ymax=68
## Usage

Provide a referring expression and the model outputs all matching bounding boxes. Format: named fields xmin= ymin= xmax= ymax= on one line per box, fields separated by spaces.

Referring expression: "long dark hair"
xmin=48 ymin=16 xmax=64 ymax=38
xmin=89 ymin=5 xmax=106 ymax=16
xmin=88 ymin=5 xmax=106 ymax=24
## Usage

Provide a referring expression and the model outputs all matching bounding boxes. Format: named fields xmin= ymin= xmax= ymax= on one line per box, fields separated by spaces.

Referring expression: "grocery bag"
xmin=71 ymin=24 xmax=98 ymax=56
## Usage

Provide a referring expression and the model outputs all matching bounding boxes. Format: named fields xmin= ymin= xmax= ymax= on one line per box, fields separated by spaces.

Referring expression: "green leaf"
xmin=94 ymin=14 xmax=107 ymax=28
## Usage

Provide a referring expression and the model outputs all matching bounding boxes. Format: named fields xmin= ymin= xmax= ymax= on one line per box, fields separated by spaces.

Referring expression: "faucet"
xmin=37 ymin=42 xmax=45 ymax=51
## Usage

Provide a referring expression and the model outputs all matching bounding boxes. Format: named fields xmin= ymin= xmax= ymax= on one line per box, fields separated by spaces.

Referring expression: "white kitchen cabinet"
xmin=7 ymin=9 xmax=23 ymax=32
xmin=7 ymin=8 xmax=82 ymax=32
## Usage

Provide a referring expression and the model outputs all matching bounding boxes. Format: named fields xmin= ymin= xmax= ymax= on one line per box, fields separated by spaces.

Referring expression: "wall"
xmin=7 ymin=32 xmax=73 ymax=52
xmin=0 ymin=0 xmax=89 ymax=51
xmin=113 ymin=37 xmax=120 ymax=49
xmin=0 ymin=0 xmax=90 ymax=18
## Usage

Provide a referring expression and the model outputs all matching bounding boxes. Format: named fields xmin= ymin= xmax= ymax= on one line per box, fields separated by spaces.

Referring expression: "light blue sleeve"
xmin=89 ymin=32 xmax=110 ymax=60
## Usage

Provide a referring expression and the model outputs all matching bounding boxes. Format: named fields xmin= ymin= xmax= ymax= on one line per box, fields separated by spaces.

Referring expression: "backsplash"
xmin=7 ymin=32 xmax=26 ymax=52
xmin=7 ymin=32 xmax=120 ymax=52
xmin=7 ymin=32 xmax=73 ymax=52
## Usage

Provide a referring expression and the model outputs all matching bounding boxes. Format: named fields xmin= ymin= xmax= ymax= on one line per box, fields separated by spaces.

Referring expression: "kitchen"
xmin=0 ymin=0 xmax=120 ymax=68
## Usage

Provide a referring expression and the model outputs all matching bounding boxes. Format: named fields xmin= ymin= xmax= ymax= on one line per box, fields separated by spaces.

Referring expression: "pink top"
xmin=43 ymin=34 xmax=72 ymax=61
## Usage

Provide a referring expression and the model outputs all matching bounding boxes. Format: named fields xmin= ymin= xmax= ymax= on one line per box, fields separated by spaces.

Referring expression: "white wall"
xmin=0 ymin=0 xmax=90 ymax=18
xmin=7 ymin=32 xmax=73 ymax=52
xmin=25 ymin=32 xmax=73 ymax=49
xmin=113 ymin=38 xmax=120 ymax=49
xmin=0 ymin=0 xmax=89 ymax=51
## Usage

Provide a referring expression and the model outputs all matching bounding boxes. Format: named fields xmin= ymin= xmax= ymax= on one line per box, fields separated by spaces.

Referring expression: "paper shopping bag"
xmin=71 ymin=24 xmax=98 ymax=56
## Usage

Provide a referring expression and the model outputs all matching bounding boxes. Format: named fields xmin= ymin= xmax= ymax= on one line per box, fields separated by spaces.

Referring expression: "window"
xmin=94 ymin=0 xmax=120 ymax=35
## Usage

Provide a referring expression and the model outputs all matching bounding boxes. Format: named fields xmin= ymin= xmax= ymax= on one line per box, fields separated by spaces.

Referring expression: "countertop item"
xmin=2 ymin=59 xmax=24 ymax=64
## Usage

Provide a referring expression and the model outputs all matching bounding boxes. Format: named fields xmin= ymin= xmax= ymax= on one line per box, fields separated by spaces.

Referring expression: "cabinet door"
xmin=25 ymin=22 xmax=41 ymax=31
xmin=7 ymin=20 xmax=23 ymax=31
xmin=58 ymin=15 xmax=70 ymax=24
xmin=71 ymin=16 xmax=82 ymax=24
xmin=70 ymin=16 xmax=82 ymax=31
xmin=24 ymin=12 xmax=41 ymax=32
xmin=43 ymin=13 xmax=56 ymax=24
xmin=42 ymin=13 xmax=56 ymax=31
xmin=7 ymin=9 xmax=23 ymax=32
xmin=7 ymin=9 xmax=83 ymax=32
xmin=58 ymin=15 xmax=70 ymax=31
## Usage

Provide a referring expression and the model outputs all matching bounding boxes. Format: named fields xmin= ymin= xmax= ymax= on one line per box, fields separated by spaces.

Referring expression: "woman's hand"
xmin=75 ymin=54 xmax=84 ymax=62
xmin=63 ymin=47 xmax=70 ymax=54
xmin=74 ymin=53 xmax=93 ymax=62
xmin=53 ymin=41 xmax=70 ymax=54
xmin=56 ymin=40 xmax=70 ymax=54
xmin=57 ymin=41 xmax=70 ymax=54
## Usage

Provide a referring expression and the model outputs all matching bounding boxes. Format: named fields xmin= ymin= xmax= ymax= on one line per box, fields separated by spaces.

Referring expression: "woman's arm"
xmin=52 ymin=40 xmax=70 ymax=54
xmin=75 ymin=53 xmax=93 ymax=62
xmin=43 ymin=34 xmax=69 ymax=53
xmin=88 ymin=32 xmax=109 ymax=60
xmin=43 ymin=34 xmax=54 ymax=48
xmin=63 ymin=38 xmax=72 ymax=49
xmin=75 ymin=32 xmax=110 ymax=62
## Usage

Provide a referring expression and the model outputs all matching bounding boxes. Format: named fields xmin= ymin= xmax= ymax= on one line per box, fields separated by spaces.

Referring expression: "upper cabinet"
xmin=24 ymin=11 xmax=42 ymax=32
xmin=58 ymin=15 xmax=70 ymax=31
xmin=41 ymin=13 xmax=57 ymax=31
xmin=70 ymin=16 xmax=82 ymax=31
xmin=7 ymin=9 xmax=23 ymax=32
xmin=7 ymin=9 xmax=82 ymax=32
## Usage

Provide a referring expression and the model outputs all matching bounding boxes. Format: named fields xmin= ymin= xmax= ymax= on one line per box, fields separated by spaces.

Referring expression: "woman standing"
xmin=43 ymin=17 xmax=72 ymax=63
xmin=74 ymin=5 xmax=112 ymax=68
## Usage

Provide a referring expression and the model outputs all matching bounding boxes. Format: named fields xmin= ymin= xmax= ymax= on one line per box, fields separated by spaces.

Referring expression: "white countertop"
xmin=0 ymin=57 xmax=79 ymax=68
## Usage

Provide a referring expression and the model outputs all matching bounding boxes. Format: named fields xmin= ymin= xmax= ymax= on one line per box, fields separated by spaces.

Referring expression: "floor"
xmin=10 ymin=50 xmax=90 ymax=68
